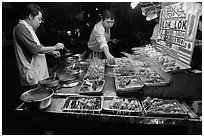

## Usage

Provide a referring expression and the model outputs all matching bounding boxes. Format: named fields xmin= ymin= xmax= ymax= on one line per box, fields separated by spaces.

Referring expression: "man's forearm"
xmin=39 ymin=46 xmax=56 ymax=54
xmin=102 ymin=46 xmax=111 ymax=57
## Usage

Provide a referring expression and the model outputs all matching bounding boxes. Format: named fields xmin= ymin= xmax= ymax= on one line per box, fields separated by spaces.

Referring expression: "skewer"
xmin=64 ymin=46 xmax=70 ymax=53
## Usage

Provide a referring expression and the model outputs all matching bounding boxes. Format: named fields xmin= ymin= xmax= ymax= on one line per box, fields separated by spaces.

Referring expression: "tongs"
xmin=58 ymin=47 xmax=72 ymax=57
xmin=64 ymin=46 xmax=70 ymax=53
xmin=58 ymin=53 xmax=72 ymax=57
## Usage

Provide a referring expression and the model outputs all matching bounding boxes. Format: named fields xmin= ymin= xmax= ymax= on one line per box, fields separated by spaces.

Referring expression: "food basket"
xmin=62 ymin=95 xmax=103 ymax=113
xmin=78 ymin=80 xmax=105 ymax=95
xmin=103 ymin=96 xmax=143 ymax=116
xmin=141 ymin=97 xmax=187 ymax=117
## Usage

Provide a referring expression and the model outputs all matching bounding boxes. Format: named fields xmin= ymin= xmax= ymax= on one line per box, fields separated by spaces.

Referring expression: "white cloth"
xmin=88 ymin=21 xmax=111 ymax=52
xmin=13 ymin=20 xmax=49 ymax=86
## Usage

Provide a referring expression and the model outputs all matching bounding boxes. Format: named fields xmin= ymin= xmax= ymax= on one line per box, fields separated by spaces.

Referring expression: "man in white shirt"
xmin=88 ymin=9 xmax=118 ymax=64
xmin=13 ymin=4 xmax=64 ymax=90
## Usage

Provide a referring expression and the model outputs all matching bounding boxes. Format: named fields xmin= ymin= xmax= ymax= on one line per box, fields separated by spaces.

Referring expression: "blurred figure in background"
xmin=150 ymin=15 xmax=159 ymax=47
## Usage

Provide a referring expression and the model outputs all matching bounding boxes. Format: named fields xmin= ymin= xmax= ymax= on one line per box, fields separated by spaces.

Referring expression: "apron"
xmin=13 ymin=20 xmax=49 ymax=86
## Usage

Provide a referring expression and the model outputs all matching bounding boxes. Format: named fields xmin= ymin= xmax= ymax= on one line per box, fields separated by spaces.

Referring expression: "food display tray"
xmin=129 ymin=59 xmax=149 ymax=67
xmin=78 ymin=80 xmax=105 ymax=95
xmin=135 ymin=66 xmax=169 ymax=86
xmin=83 ymin=66 xmax=105 ymax=81
xmin=113 ymin=66 xmax=137 ymax=77
xmin=114 ymin=57 xmax=132 ymax=66
xmin=141 ymin=97 xmax=187 ymax=118
xmin=160 ymin=56 xmax=191 ymax=73
xmin=150 ymin=53 xmax=191 ymax=73
xmin=139 ymin=76 xmax=168 ymax=86
xmin=115 ymin=76 xmax=144 ymax=92
xmin=102 ymin=96 xmax=143 ymax=115
xmin=62 ymin=95 xmax=103 ymax=112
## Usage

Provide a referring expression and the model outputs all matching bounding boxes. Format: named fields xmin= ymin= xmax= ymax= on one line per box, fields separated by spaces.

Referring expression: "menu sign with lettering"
xmin=156 ymin=2 xmax=202 ymax=65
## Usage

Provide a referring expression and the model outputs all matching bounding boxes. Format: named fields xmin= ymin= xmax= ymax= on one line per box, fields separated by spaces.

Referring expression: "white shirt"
xmin=88 ymin=21 xmax=111 ymax=52
xmin=13 ymin=20 xmax=49 ymax=86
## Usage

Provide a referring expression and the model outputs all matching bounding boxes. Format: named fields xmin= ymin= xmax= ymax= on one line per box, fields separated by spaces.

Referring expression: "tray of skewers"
xmin=113 ymin=65 xmax=137 ymax=77
xmin=115 ymin=76 xmax=144 ymax=92
xmin=78 ymin=80 xmax=105 ymax=95
xmin=156 ymin=55 xmax=191 ymax=73
xmin=135 ymin=66 xmax=169 ymax=86
xmin=103 ymin=97 xmax=143 ymax=115
xmin=62 ymin=95 xmax=103 ymax=113
xmin=83 ymin=65 xmax=105 ymax=81
xmin=141 ymin=97 xmax=187 ymax=117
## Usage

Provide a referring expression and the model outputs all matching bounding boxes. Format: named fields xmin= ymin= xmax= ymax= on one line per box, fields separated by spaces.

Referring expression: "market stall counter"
xmin=15 ymin=53 xmax=201 ymax=134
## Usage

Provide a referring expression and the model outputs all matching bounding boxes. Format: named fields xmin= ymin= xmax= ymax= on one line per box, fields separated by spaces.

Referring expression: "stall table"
xmin=15 ymin=58 xmax=202 ymax=134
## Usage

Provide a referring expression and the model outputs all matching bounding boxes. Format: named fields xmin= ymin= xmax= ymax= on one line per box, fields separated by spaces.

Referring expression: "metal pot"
xmin=20 ymin=87 xmax=54 ymax=110
xmin=58 ymin=74 xmax=77 ymax=84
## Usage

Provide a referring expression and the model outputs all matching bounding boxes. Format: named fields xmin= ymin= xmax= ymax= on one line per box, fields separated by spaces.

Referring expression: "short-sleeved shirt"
xmin=13 ymin=22 xmax=49 ymax=86
xmin=14 ymin=23 xmax=42 ymax=63
xmin=88 ymin=21 xmax=111 ymax=52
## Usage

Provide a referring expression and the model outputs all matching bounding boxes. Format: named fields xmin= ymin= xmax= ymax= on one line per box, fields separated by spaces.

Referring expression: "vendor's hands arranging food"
xmin=54 ymin=43 xmax=64 ymax=50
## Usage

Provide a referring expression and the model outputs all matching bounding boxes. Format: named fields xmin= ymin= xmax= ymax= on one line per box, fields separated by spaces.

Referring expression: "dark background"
xmin=2 ymin=2 xmax=156 ymax=134
xmin=3 ymin=2 xmax=197 ymax=135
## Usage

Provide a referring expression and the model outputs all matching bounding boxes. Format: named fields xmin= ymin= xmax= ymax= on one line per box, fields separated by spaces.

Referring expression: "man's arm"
xmin=15 ymin=24 xmax=63 ymax=55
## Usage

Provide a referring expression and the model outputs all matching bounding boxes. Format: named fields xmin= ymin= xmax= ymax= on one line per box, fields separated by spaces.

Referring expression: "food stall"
xmin=15 ymin=2 xmax=202 ymax=134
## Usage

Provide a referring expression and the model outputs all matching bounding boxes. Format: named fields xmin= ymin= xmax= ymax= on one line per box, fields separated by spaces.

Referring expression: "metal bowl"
xmin=38 ymin=77 xmax=59 ymax=88
xmin=20 ymin=87 xmax=54 ymax=110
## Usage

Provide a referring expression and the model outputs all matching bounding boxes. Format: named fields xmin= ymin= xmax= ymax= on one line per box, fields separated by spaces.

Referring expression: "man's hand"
xmin=52 ymin=51 xmax=61 ymax=58
xmin=54 ymin=43 xmax=64 ymax=50
xmin=106 ymin=54 xmax=115 ymax=65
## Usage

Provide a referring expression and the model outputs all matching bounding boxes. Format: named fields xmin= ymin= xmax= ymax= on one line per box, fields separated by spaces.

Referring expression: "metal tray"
xmin=62 ymin=95 xmax=103 ymax=112
xmin=114 ymin=57 xmax=132 ymax=66
xmin=139 ymin=76 xmax=168 ymax=86
xmin=83 ymin=66 xmax=105 ymax=81
xmin=156 ymin=55 xmax=191 ymax=73
xmin=161 ymin=60 xmax=191 ymax=73
xmin=78 ymin=80 xmax=105 ymax=95
xmin=135 ymin=66 xmax=169 ymax=86
xmin=141 ymin=97 xmax=187 ymax=118
xmin=115 ymin=76 xmax=144 ymax=92
xmin=103 ymin=96 xmax=143 ymax=115
xmin=113 ymin=66 xmax=137 ymax=77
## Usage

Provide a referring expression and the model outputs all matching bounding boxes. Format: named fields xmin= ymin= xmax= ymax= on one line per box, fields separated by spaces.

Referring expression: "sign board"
xmin=156 ymin=2 xmax=202 ymax=65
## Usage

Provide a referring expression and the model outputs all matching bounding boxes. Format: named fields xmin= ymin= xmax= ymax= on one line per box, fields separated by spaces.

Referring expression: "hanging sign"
xmin=157 ymin=2 xmax=202 ymax=65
